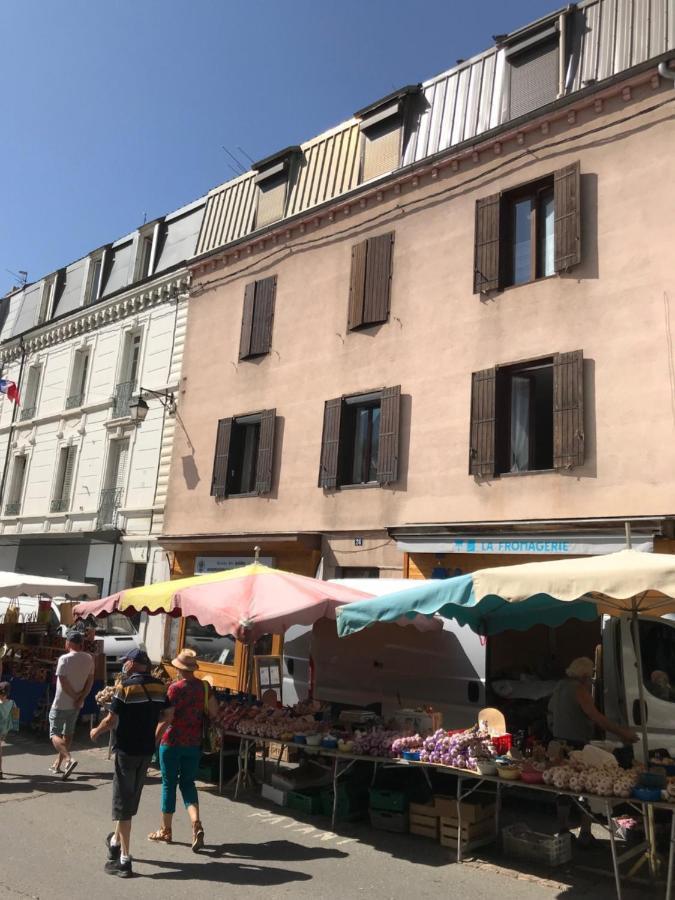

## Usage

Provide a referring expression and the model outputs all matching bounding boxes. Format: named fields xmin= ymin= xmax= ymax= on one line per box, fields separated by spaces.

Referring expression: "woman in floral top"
xmin=149 ymin=649 xmax=218 ymax=851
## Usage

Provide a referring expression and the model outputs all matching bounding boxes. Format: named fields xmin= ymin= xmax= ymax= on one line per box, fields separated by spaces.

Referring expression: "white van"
xmin=0 ymin=598 xmax=146 ymax=675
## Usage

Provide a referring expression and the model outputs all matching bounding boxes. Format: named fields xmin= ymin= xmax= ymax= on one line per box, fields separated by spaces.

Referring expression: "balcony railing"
xmin=65 ymin=392 xmax=83 ymax=409
xmin=97 ymin=488 xmax=122 ymax=529
xmin=50 ymin=498 xmax=69 ymax=513
xmin=112 ymin=381 xmax=135 ymax=418
xmin=4 ymin=501 xmax=20 ymax=516
xmin=19 ymin=406 xmax=35 ymax=421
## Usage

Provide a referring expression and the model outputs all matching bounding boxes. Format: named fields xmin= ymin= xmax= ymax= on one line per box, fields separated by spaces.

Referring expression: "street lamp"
xmin=128 ymin=388 xmax=176 ymax=424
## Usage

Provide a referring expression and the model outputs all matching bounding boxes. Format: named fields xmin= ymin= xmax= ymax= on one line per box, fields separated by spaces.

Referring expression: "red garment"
xmin=161 ymin=677 xmax=207 ymax=748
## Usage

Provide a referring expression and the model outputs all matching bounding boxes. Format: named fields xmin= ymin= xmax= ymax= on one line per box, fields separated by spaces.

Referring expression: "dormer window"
xmin=505 ymin=22 xmax=561 ymax=119
xmin=252 ymin=147 xmax=301 ymax=229
xmin=134 ymin=222 xmax=161 ymax=282
xmin=355 ymin=85 xmax=420 ymax=183
xmin=84 ymin=248 xmax=107 ymax=307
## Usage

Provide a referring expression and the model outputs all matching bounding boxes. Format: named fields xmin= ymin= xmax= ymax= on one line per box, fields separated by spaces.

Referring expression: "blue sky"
xmin=0 ymin=0 xmax=557 ymax=294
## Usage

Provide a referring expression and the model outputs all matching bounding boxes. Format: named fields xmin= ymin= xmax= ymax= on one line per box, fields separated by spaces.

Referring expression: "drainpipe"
xmin=658 ymin=61 xmax=675 ymax=86
xmin=558 ymin=9 xmax=568 ymax=97
xmin=0 ymin=338 xmax=26 ymax=508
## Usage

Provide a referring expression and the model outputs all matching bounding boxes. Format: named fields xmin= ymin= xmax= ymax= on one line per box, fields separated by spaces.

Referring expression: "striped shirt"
xmin=110 ymin=674 xmax=169 ymax=755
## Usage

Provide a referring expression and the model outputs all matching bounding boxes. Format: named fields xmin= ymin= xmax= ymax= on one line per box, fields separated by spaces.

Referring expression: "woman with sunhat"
xmin=149 ymin=648 xmax=218 ymax=851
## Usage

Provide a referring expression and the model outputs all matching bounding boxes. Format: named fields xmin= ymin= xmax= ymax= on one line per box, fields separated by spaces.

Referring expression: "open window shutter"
xmin=377 ymin=384 xmax=401 ymax=484
xmin=554 ymin=161 xmax=581 ymax=272
xmin=61 ymin=445 xmax=77 ymax=507
xmin=255 ymin=408 xmax=276 ymax=494
xmin=469 ymin=368 xmax=497 ymax=476
xmin=210 ymin=417 xmax=233 ymax=497
xmin=347 ymin=241 xmax=367 ymax=330
xmin=473 ymin=195 xmax=502 ymax=293
xmin=250 ymin=276 xmax=276 ymax=356
xmin=553 ymin=349 xmax=584 ymax=469
xmin=318 ymin=398 xmax=343 ymax=489
xmin=364 ymin=232 xmax=394 ymax=325
xmin=239 ymin=282 xmax=256 ymax=360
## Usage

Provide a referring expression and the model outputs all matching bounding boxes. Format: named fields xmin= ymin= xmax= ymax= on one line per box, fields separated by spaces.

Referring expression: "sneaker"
xmin=104 ymin=858 xmax=132 ymax=878
xmin=62 ymin=760 xmax=78 ymax=781
xmin=48 ymin=763 xmax=62 ymax=774
xmin=105 ymin=833 xmax=120 ymax=862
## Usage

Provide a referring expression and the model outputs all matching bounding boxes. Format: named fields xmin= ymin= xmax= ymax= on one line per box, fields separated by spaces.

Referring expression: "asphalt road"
xmin=0 ymin=733 xmax=654 ymax=899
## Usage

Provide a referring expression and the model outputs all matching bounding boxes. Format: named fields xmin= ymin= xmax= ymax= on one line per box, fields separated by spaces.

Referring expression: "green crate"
xmin=369 ymin=788 xmax=408 ymax=813
xmin=320 ymin=786 xmax=367 ymax=821
xmin=286 ymin=790 xmax=322 ymax=815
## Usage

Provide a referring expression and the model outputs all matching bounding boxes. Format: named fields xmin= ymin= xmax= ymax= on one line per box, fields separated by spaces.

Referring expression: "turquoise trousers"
xmin=159 ymin=744 xmax=201 ymax=814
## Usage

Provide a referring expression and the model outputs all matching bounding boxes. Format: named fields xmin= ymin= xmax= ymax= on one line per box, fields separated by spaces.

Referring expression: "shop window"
xmin=469 ymin=351 xmax=584 ymax=477
xmin=210 ymin=409 xmax=276 ymax=498
xmin=473 ymin=162 xmax=581 ymax=293
xmin=254 ymin=634 xmax=273 ymax=656
xmin=639 ymin=620 xmax=675 ymax=703
xmin=184 ymin=618 xmax=236 ymax=666
xmin=347 ymin=232 xmax=395 ymax=330
xmin=131 ymin=563 xmax=147 ymax=588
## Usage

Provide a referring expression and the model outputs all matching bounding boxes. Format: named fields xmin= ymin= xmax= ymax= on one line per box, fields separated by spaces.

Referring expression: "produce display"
xmin=420 ymin=727 xmax=497 ymax=771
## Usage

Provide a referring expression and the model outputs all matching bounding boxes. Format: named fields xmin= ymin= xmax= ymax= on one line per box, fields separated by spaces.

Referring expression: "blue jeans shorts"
xmin=49 ymin=707 xmax=79 ymax=738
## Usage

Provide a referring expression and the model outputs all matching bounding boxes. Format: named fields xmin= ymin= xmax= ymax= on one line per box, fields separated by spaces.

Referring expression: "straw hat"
xmin=172 ymin=648 xmax=199 ymax=671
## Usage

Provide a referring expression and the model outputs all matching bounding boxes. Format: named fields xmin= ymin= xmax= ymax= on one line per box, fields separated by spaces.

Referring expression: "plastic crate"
xmin=369 ymin=809 xmax=409 ymax=833
xmin=369 ymin=788 xmax=408 ymax=813
xmin=502 ymin=824 xmax=571 ymax=867
xmin=286 ymin=790 xmax=322 ymax=815
xmin=320 ymin=786 xmax=367 ymax=821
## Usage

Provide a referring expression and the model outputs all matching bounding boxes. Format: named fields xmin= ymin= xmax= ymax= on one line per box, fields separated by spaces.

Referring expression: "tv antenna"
xmin=5 ymin=269 xmax=28 ymax=288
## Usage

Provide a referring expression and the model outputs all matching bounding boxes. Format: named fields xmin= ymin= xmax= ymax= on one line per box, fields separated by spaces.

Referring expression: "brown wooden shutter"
xmin=239 ymin=282 xmax=256 ymax=360
xmin=553 ymin=350 xmax=584 ymax=469
xmin=318 ymin=397 xmax=343 ymax=488
xmin=469 ymin=368 xmax=496 ymax=476
xmin=363 ymin=232 xmax=394 ymax=325
xmin=347 ymin=240 xmax=367 ymax=330
xmin=210 ymin=417 xmax=232 ymax=497
xmin=377 ymin=384 xmax=401 ymax=484
xmin=554 ymin=161 xmax=581 ymax=272
xmin=250 ymin=276 xmax=276 ymax=356
xmin=473 ymin=194 xmax=502 ymax=294
xmin=255 ymin=408 xmax=276 ymax=495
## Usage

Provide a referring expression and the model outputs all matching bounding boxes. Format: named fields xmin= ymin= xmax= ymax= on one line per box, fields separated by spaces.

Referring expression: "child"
xmin=0 ymin=681 xmax=17 ymax=779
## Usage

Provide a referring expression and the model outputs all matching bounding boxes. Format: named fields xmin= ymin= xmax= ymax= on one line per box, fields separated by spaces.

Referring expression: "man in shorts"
xmin=90 ymin=649 xmax=171 ymax=878
xmin=50 ymin=629 xmax=94 ymax=779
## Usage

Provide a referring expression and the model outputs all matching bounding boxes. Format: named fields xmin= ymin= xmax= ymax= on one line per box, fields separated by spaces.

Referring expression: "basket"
xmin=502 ymin=824 xmax=571 ymax=867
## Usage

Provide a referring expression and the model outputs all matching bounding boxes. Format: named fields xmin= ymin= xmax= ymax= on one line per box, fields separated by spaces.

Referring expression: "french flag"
xmin=0 ymin=380 xmax=20 ymax=405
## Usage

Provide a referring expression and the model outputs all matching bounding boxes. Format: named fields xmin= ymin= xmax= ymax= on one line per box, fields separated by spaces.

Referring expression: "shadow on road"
xmin=140 ymin=857 xmax=312 ymax=885
xmin=206 ymin=838 xmax=348 ymax=861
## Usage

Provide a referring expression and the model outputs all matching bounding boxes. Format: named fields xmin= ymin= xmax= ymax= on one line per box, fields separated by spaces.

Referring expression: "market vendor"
xmin=548 ymin=657 xmax=638 ymax=747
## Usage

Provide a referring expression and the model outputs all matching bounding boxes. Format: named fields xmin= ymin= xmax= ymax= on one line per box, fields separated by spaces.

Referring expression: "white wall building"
xmin=0 ymin=198 xmax=205 ymax=651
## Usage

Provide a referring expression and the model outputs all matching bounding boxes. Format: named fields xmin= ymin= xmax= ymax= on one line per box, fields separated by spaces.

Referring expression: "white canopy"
xmin=0 ymin=571 xmax=98 ymax=599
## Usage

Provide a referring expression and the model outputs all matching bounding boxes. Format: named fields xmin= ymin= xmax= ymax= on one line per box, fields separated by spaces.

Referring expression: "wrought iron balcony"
xmin=4 ymin=501 xmax=20 ymax=516
xmin=65 ymin=392 xmax=83 ymax=409
xmin=50 ymin=498 xmax=69 ymax=513
xmin=97 ymin=488 xmax=121 ymax=529
xmin=19 ymin=406 xmax=35 ymax=421
xmin=112 ymin=381 xmax=135 ymax=418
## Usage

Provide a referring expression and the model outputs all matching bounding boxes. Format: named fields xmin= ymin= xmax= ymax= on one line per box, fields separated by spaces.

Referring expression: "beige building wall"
xmin=164 ymin=84 xmax=675 ymax=541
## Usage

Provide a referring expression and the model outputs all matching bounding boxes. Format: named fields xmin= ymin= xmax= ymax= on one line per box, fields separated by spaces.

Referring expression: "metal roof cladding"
xmin=196 ymin=0 xmax=674 ymax=258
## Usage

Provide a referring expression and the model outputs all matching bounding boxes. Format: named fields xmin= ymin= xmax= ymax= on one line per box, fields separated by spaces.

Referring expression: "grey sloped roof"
xmin=154 ymin=200 xmax=206 ymax=274
xmin=10 ymin=282 xmax=43 ymax=337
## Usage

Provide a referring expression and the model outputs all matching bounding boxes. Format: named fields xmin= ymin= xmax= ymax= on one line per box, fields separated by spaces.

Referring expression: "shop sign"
xmin=397 ymin=535 xmax=653 ymax=556
xmin=194 ymin=555 xmax=275 ymax=574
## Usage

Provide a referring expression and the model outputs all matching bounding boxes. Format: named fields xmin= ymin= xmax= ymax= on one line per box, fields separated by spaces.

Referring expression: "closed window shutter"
xmin=363 ymin=233 xmax=394 ymax=325
xmin=347 ymin=241 xmax=367 ymax=330
xmin=377 ymin=384 xmax=401 ymax=484
xmin=318 ymin=398 xmax=343 ymax=489
xmin=469 ymin=368 xmax=497 ymax=476
xmin=211 ymin=417 xmax=233 ymax=497
xmin=115 ymin=439 xmax=129 ymax=495
xmin=239 ymin=282 xmax=256 ymax=360
xmin=250 ymin=276 xmax=276 ymax=356
xmin=473 ymin=195 xmax=502 ymax=293
xmin=60 ymin=445 xmax=77 ymax=507
xmin=509 ymin=39 xmax=559 ymax=119
xmin=255 ymin=408 xmax=276 ymax=495
xmin=553 ymin=350 xmax=584 ymax=469
xmin=554 ymin=161 xmax=581 ymax=272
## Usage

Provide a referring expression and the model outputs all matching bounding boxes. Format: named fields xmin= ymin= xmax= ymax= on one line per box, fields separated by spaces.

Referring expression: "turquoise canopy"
xmin=336 ymin=572 xmax=599 ymax=638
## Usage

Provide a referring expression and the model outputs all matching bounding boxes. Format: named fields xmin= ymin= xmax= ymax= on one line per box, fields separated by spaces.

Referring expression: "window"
xmin=473 ymin=162 xmax=581 ymax=293
xmin=469 ymin=350 xmax=583 ymax=477
xmin=51 ymin=444 xmax=77 ymax=513
xmin=113 ymin=332 xmax=141 ymax=417
xmin=319 ymin=386 xmax=400 ymax=489
xmin=86 ymin=257 xmax=103 ymax=306
xmin=253 ymin=147 xmax=300 ymax=229
xmin=184 ymin=618 xmax=237 ymax=665
xmin=348 ymin=232 xmax=394 ymax=330
xmin=507 ymin=27 xmax=560 ymax=120
xmin=66 ymin=348 xmax=90 ymax=409
xmin=5 ymin=455 xmax=27 ymax=515
xmin=38 ymin=276 xmax=58 ymax=325
xmin=239 ymin=276 xmax=277 ymax=360
xmin=210 ymin=409 xmax=276 ymax=498
xmin=20 ymin=364 xmax=42 ymax=421
xmin=639 ymin=620 xmax=675 ymax=704
xmin=356 ymin=87 xmax=418 ymax=183
xmin=139 ymin=235 xmax=154 ymax=280
xmin=98 ymin=437 xmax=129 ymax=527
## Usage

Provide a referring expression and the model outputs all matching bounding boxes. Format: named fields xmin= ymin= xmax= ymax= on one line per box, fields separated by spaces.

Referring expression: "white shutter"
xmin=60 ymin=446 xmax=77 ymax=507
xmin=114 ymin=439 xmax=129 ymax=495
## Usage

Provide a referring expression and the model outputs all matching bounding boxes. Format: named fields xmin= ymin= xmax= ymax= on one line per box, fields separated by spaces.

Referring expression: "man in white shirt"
xmin=49 ymin=630 xmax=94 ymax=780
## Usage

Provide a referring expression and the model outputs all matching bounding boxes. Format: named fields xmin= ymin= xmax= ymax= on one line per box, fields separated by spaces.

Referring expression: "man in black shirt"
xmin=90 ymin=649 xmax=172 ymax=878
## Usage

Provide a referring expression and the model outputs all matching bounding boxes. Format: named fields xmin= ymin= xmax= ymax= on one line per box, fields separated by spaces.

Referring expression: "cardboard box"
xmin=434 ymin=795 xmax=495 ymax=824
xmin=266 ymin=741 xmax=299 ymax=763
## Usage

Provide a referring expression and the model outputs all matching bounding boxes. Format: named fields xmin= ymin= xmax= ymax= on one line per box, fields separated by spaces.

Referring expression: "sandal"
xmin=191 ymin=820 xmax=205 ymax=853
xmin=147 ymin=826 xmax=172 ymax=843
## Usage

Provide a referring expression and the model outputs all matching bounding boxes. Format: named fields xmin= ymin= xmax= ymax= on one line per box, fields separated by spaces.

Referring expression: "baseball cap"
xmin=121 ymin=648 xmax=151 ymax=666
xmin=65 ymin=629 xmax=84 ymax=644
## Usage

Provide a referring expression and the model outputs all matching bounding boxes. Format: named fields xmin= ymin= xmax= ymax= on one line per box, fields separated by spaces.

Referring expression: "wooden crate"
xmin=434 ymin=795 xmax=495 ymax=824
xmin=410 ymin=812 xmax=440 ymax=839
xmin=439 ymin=816 xmax=495 ymax=851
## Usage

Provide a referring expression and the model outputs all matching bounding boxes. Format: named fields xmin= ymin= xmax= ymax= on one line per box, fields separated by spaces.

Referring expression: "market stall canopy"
xmin=0 ymin=571 xmax=98 ymax=600
xmin=73 ymin=563 xmax=374 ymax=641
xmin=337 ymin=550 xmax=675 ymax=638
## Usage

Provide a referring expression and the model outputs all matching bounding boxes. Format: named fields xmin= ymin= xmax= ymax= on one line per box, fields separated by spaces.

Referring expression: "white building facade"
xmin=0 ymin=198 xmax=205 ymax=642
